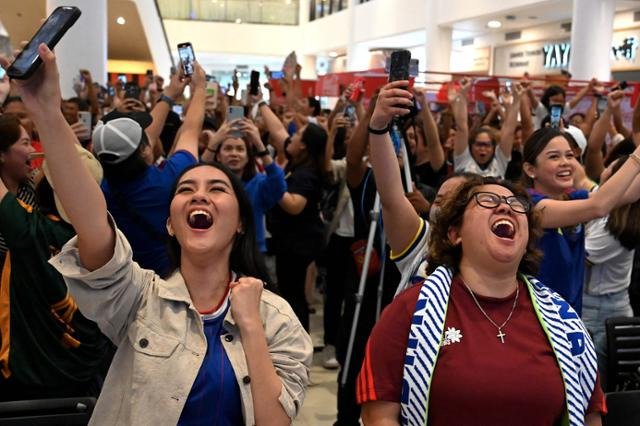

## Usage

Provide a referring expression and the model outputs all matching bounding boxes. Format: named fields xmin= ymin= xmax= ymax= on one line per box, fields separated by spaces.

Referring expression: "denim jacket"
xmin=49 ymin=223 xmax=313 ymax=425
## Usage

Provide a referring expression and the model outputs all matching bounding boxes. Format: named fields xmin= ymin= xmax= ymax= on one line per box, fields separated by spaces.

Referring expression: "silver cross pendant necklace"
xmin=461 ymin=278 xmax=520 ymax=343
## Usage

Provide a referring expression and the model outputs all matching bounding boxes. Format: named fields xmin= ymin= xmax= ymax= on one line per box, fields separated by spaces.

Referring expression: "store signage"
xmin=612 ymin=37 xmax=638 ymax=61
xmin=543 ymin=43 xmax=571 ymax=69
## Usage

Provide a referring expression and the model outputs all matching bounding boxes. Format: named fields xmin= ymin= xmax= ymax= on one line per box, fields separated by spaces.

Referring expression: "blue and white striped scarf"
xmin=401 ymin=266 xmax=598 ymax=426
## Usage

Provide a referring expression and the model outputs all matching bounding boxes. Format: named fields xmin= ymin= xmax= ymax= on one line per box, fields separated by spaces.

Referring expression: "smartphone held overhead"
xmin=7 ymin=6 xmax=81 ymax=79
xmin=178 ymin=42 xmax=195 ymax=76
xmin=227 ymin=106 xmax=244 ymax=138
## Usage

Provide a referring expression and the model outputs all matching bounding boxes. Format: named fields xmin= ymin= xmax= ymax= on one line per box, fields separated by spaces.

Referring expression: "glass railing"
xmin=158 ymin=0 xmax=299 ymax=26
xmin=309 ymin=0 xmax=348 ymax=22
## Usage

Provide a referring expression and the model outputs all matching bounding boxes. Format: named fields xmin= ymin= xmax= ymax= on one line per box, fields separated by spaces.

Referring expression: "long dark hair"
xmin=0 ymin=114 xmax=22 ymax=153
xmin=167 ymin=163 xmax=272 ymax=287
xmin=292 ymin=123 xmax=327 ymax=172
xmin=605 ymin=156 xmax=640 ymax=250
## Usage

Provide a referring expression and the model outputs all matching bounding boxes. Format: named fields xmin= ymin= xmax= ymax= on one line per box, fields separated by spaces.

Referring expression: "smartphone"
xmin=7 ymin=6 xmax=81 ymax=79
xmin=597 ymin=95 xmax=607 ymax=115
xmin=409 ymin=59 xmax=420 ymax=78
xmin=146 ymin=69 xmax=153 ymax=77
xmin=505 ymin=79 xmax=513 ymax=93
xmin=227 ymin=106 xmax=244 ymax=137
xmin=389 ymin=50 xmax=411 ymax=83
xmin=344 ymin=105 xmax=356 ymax=123
xmin=549 ymin=104 xmax=563 ymax=129
xmin=124 ymin=83 xmax=141 ymax=100
xmin=270 ymin=70 xmax=285 ymax=79
xmin=172 ymin=104 xmax=183 ymax=117
xmin=0 ymin=67 xmax=5 ymax=80
xmin=118 ymin=74 xmax=127 ymax=84
xmin=78 ymin=111 xmax=92 ymax=131
xmin=250 ymin=70 xmax=260 ymax=96
xmin=177 ymin=42 xmax=195 ymax=76
xmin=389 ymin=50 xmax=412 ymax=111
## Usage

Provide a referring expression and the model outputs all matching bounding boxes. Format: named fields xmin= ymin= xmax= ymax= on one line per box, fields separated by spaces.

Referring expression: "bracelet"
xmin=256 ymin=149 xmax=270 ymax=157
xmin=159 ymin=94 xmax=175 ymax=107
xmin=368 ymin=125 xmax=389 ymax=135
xmin=631 ymin=152 xmax=640 ymax=168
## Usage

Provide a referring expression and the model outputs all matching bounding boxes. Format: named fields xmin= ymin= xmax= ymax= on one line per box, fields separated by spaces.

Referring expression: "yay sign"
xmin=543 ymin=43 xmax=571 ymax=69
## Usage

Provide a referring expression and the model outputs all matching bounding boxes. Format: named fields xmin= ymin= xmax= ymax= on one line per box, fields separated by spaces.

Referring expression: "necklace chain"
xmin=461 ymin=277 xmax=519 ymax=343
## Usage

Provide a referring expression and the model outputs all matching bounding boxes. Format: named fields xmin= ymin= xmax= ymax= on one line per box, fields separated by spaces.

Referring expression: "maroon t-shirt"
xmin=357 ymin=276 xmax=606 ymax=425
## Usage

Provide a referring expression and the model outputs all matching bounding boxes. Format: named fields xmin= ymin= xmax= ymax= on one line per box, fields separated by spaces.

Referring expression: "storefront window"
xmin=309 ymin=0 xmax=348 ymax=22
xmin=158 ymin=0 xmax=299 ymax=26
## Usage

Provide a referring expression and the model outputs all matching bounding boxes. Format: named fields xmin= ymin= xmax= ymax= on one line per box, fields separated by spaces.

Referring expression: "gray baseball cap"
xmin=92 ymin=110 xmax=152 ymax=164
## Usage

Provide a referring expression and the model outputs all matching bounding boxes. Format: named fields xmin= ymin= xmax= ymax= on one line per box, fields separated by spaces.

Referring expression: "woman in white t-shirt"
xmin=449 ymin=79 xmax=522 ymax=178
xmin=583 ymin=154 xmax=640 ymax=387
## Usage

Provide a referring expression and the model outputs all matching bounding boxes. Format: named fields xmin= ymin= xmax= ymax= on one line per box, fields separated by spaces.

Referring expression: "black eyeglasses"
xmin=469 ymin=191 xmax=531 ymax=214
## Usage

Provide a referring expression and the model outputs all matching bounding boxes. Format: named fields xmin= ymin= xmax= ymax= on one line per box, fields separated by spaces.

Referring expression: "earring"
xmin=168 ymin=229 xmax=174 ymax=237
xmin=529 ymin=175 xmax=536 ymax=179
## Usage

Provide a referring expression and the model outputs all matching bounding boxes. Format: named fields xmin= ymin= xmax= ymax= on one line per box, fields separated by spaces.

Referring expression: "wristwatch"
xmin=159 ymin=94 xmax=175 ymax=107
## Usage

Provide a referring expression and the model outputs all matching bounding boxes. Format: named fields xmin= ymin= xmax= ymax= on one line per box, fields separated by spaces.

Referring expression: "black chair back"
xmin=0 ymin=397 xmax=95 ymax=425
xmin=605 ymin=316 xmax=640 ymax=392
xmin=603 ymin=390 xmax=640 ymax=426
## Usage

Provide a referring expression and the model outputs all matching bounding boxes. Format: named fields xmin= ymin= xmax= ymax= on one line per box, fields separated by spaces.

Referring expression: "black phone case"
xmin=250 ymin=71 xmax=260 ymax=96
xmin=389 ymin=50 xmax=411 ymax=83
xmin=7 ymin=6 xmax=81 ymax=80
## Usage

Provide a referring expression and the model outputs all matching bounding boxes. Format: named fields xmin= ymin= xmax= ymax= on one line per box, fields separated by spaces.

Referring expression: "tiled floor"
xmin=294 ymin=303 xmax=340 ymax=426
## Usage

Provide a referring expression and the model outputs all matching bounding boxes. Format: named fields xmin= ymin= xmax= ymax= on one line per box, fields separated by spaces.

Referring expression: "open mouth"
xmin=491 ymin=219 xmax=515 ymax=239
xmin=188 ymin=209 xmax=213 ymax=230
xmin=557 ymin=170 xmax=572 ymax=179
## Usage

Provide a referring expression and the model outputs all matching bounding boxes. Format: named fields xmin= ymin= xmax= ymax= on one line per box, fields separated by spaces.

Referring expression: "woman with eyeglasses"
xmin=356 ymin=81 xmax=606 ymax=426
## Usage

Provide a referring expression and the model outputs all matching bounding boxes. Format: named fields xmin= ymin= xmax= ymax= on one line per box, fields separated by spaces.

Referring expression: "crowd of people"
xmin=0 ymin=37 xmax=639 ymax=425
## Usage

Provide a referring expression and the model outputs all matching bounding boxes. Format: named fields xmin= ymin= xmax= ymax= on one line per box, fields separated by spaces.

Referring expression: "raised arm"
xmin=146 ymin=71 xmax=187 ymax=153
xmin=449 ymin=78 xmax=471 ymax=157
xmin=580 ymin=97 xmax=598 ymax=139
xmin=568 ymin=78 xmax=596 ymax=110
xmin=520 ymin=87 xmax=534 ymax=141
xmin=171 ymin=63 xmax=205 ymax=159
xmin=612 ymin=95 xmax=632 ymax=139
xmin=258 ymin=98 xmax=289 ymax=154
xmin=368 ymin=80 xmax=422 ymax=255
xmin=498 ymin=83 xmax=523 ymax=157
xmin=585 ymin=91 xmax=623 ymax=180
xmin=2 ymin=44 xmax=114 ymax=270
xmin=346 ymin=95 xmax=375 ymax=188
xmin=415 ymin=87 xmax=444 ymax=171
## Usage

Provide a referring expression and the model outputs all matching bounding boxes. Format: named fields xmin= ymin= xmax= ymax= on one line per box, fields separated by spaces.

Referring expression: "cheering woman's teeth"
xmin=188 ymin=210 xmax=213 ymax=229
xmin=491 ymin=219 xmax=515 ymax=239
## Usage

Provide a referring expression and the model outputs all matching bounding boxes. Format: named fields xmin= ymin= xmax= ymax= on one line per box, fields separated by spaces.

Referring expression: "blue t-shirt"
xmin=101 ymin=151 xmax=197 ymax=276
xmin=178 ymin=300 xmax=242 ymax=425
xmin=243 ymin=163 xmax=287 ymax=253
xmin=529 ymin=189 xmax=589 ymax=314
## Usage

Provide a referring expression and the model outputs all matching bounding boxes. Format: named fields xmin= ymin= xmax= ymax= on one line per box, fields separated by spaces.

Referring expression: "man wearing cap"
xmin=92 ymin=63 xmax=205 ymax=277
xmin=0 ymin=145 xmax=109 ymax=400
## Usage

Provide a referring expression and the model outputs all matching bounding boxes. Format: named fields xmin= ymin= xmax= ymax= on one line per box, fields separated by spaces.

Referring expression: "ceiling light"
xmin=329 ymin=51 xmax=338 ymax=58
xmin=487 ymin=20 xmax=502 ymax=29
xmin=116 ymin=16 xmax=126 ymax=25
xmin=286 ymin=0 xmax=292 ymax=4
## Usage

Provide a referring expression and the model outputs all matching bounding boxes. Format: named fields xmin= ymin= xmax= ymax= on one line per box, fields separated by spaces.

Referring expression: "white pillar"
xmin=425 ymin=0 xmax=452 ymax=75
xmin=569 ymin=0 xmax=615 ymax=81
xmin=46 ymin=0 xmax=107 ymax=98
xmin=133 ymin=0 xmax=174 ymax=83
xmin=299 ymin=54 xmax=317 ymax=79
xmin=346 ymin=0 xmax=368 ymax=71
